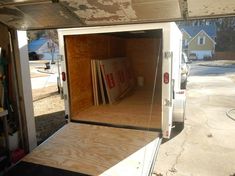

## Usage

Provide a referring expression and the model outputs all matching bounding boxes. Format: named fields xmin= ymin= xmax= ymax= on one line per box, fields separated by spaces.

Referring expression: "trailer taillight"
xmin=62 ymin=72 xmax=66 ymax=81
xmin=164 ymin=72 xmax=169 ymax=84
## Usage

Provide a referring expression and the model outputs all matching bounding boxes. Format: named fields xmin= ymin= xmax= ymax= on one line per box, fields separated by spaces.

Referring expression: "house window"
xmin=198 ymin=36 xmax=205 ymax=45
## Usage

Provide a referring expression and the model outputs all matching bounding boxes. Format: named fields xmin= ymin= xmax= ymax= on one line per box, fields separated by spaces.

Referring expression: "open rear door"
xmin=161 ymin=23 xmax=182 ymax=138
xmin=162 ymin=50 xmax=173 ymax=138
xmin=57 ymin=32 xmax=70 ymax=120
xmin=9 ymin=123 xmax=162 ymax=176
xmin=161 ymin=23 xmax=174 ymax=139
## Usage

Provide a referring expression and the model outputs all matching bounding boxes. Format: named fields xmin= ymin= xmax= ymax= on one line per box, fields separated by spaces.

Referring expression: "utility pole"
xmin=47 ymin=39 xmax=56 ymax=64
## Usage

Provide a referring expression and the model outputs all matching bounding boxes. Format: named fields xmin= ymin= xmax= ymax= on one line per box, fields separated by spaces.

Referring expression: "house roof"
xmin=189 ymin=30 xmax=216 ymax=45
xmin=180 ymin=25 xmax=217 ymax=39
xmin=28 ymin=38 xmax=48 ymax=53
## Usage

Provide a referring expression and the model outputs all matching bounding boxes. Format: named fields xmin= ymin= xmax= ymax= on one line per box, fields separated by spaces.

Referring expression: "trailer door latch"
xmin=164 ymin=51 xmax=173 ymax=59
xmin=164 ymin=99 xmax=172 ymax=107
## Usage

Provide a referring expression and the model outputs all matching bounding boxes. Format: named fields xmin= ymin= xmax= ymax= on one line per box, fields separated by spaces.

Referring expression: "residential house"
xmin=180 ymin=24 xmax=216 ymax=60
xmin=28 ymin=37 xmax=59 ymax=60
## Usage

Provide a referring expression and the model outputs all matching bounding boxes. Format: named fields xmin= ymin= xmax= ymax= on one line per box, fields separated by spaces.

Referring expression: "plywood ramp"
xmin=73 ymin=89 xmax=162 ymax=129
xmin=23 ymin=123 xmax=160 ymax=176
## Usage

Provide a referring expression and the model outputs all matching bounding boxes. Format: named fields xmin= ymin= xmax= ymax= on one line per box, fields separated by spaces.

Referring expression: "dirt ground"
xmin=31 ymin=81 xmax=64 ymax=117
xmin=30 ymin=62 xmax=64 ymax=117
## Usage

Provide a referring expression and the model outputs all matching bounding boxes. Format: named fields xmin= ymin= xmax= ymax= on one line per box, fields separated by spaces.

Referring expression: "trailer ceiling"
xmin=0 ymin=0 xmax=235 ymax=30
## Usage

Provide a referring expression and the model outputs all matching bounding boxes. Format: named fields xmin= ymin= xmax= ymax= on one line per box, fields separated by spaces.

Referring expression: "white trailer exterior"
xmin=58 ymin=22 xmax=184 ymax=138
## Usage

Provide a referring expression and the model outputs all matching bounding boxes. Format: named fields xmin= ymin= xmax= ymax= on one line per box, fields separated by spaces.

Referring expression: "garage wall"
xmin=64 ymin=34 xmax=126 ymax=118
xmin=0 ymin=25 xmax=37 ymax=152
xmin=0 ymin=25 xmax=10 ymax=55
xmin=0 ymin=24 xmax=10 ymax=108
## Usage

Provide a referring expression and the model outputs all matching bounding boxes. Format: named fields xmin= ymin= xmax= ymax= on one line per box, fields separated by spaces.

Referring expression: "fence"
xmin=213 ymin=52 xmax=235 ymax=60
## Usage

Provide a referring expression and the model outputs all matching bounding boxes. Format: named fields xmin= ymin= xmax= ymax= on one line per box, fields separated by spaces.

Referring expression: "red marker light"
xmin=166 ymin=130 xmax=169 ymax=137
xmin=164 ymin=72 xmax=169 ymax=84
xmin=62 ymin=72 xmax=66 ymax=81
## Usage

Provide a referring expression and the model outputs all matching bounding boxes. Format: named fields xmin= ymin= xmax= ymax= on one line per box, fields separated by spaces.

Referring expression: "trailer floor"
xmin=22 ymin=123 xmax=160 ymax=176
xmin=73 ymin=90 xmax=162 ymax=130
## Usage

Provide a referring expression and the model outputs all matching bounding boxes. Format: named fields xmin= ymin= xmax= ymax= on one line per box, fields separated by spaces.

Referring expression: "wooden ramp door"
xmin=22 ymin=123 xmax=161 ymax=176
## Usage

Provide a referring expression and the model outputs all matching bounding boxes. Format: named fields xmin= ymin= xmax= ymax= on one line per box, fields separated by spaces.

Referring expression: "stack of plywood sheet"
xmin=91 ymin=57 xmax=134 ymax=105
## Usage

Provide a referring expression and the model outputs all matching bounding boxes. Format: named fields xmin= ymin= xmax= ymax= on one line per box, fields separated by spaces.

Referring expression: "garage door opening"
xmin=27 ymin=30 xmax=66 ymax=144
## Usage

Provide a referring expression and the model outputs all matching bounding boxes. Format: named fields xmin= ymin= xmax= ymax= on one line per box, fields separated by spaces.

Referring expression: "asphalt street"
xmin=154 ymin=64 xmax=235 ymax=176
xmin=190 ymin=64 xmax=235 ymax=76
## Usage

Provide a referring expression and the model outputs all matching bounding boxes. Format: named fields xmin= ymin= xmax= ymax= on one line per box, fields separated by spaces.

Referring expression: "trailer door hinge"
xmin=63 ymin=94 xmax=67 ymax=100
xmin=60 ymin=88 xmax=67 ymax=100
xmin=57 ymin=55 xmax=64 ymax=61
xmin=164 ymin=51 xmax=173 ymax=59
xmin=164 ymin=99 xmax=172 ymax=107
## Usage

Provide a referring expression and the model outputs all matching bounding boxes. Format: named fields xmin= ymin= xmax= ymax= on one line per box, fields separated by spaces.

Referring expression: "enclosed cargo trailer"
xmin=58 ymin=22 xmax=183 ymax=138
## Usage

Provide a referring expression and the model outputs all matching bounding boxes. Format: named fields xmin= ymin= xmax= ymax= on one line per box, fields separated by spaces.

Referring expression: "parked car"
xmin=28 ymin=52 xmax=44 ymax=60
xmin=28 ymin=52 xmax=39 ymax=60
xmin=203 ymin=55 xmax=213 ymax=60
xmin=189 ymin=53 xmax=197 ymax=61
xmin=181 ymin=53 xmax=190 ymax=89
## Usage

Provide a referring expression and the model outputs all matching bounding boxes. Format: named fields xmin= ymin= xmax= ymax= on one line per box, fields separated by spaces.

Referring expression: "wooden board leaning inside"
xmin=65 ymin=32 xmax=163 ymax=130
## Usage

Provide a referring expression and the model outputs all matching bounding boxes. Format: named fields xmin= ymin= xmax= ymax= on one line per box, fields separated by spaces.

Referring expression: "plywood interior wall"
xmin=126 ymin=38 xmax=162 ymax=91
xmin=65 ymin=34 xmax=162 ymax=119
xmin=64 ymin=35 xmax=126 ymax=118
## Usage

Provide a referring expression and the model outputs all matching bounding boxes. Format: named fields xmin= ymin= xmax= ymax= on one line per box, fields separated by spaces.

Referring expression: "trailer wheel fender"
xmin=172 ymin=90 xmax=186 ymax=131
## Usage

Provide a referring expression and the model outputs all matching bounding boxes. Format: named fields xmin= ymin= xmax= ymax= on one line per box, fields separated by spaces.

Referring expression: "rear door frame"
xmin=58 ymin=22 xmax=176 ymax=137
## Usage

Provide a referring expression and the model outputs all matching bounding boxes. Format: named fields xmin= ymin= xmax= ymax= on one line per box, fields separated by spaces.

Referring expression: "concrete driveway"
xmin=30 ymin=62 xmax=59 ymax=90
xmin=154 ymin=65 xmax=235 ymax=176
